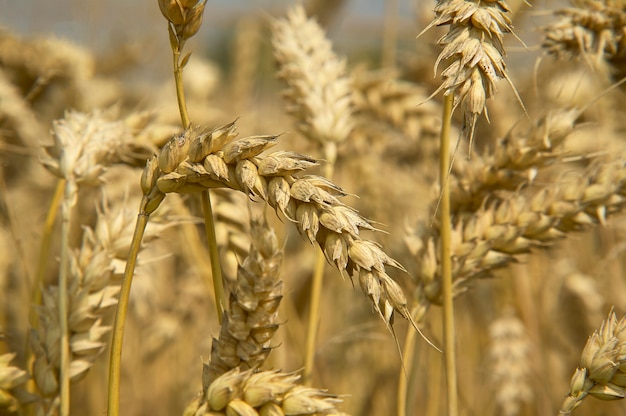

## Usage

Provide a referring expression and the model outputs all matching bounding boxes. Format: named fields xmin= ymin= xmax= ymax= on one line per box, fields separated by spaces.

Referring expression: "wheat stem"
xmin=304 ymin=250 xmax=326 ymax=386
xmin=201 ymin=190 xmax=225 ymax=323
xmin=397 ymin=306 xmax=419 ymax=416
xmin=172 ymin=39 xmax=190 ymax=129
xmin=107 ymin=197 xmax=150 ymax=416
xmin=32 ymin=179 xmax=65 ymax=327
xmin=440 ymin=94 xmax=458 ymax=416
xmin=57 ymin=183 xmax=75 ymax=416
xmin=169 ymin=20 xmax=225 ymax=324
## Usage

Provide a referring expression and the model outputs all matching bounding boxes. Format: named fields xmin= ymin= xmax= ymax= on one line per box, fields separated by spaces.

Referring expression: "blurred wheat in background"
xmin=2 ymin=0 xmax=626 ymax=415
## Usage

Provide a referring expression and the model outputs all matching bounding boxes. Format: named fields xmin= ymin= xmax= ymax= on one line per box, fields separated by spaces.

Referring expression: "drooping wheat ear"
xmin=0 ymin=352 xmax=30 ymax=412
xmin=271 ymin=5 xmax=354 ymax=163
xmin=559 ymin=309 xmax=626 ymax=415
xmin=419 ymin=0 xmax=525 ymax=150
xmin=407 ymin=158 xmax=626 ymax=313
xmin=29 ymin=194 xmax=160 ymax=399
xmin=543 ymin=0 xmax=626 ymax=77
xmin=205 ymin=216 xmax=283 ymax=386
xmin=488 ymin=309 xmax=532 ymax=416
xmin=141 ymin=121 xmax=417 ymax=332
xmin=448 ymin=108 xmax=581 ymax=213
xmin=185 ymin=368 xmax=348 ymax=416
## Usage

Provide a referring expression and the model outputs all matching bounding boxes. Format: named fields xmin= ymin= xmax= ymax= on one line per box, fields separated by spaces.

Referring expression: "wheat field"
xmin=1 ymin=0 xmax=626 ymax=415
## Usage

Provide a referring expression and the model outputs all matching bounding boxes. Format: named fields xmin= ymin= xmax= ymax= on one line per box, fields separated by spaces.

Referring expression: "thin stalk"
xmin=303 ymin=145 xmax=336 ymax=386
xmin=201 ymin=191 xmax=225 ymax=323
xmin=397 ymin=306 xmax=419 ymax=416
xmin=171 ymin=35 xmax=226 ymax=323
xmin=303 ymin=250 xmax=326 ymax=386
xmin=107 ymin=198 xmax=150 ymax=416
xmin=58 ymin=184 xmax=73 ymax=416
xmin=173 ymin=44 xmax=190 ymax=129
xmin=439 ymin=95 xmax=458 ymax=416
xmin=32 ymin=179 xmax=65 ymax=326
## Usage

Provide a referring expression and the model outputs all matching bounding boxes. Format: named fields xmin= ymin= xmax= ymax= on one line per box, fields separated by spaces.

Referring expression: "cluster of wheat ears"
xmin=2 ymin=0 xmax=626 ymax=415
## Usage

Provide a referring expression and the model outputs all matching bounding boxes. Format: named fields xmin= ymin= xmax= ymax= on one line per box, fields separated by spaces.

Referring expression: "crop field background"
xmin=1 ymin=0 xmax=626 ymax=415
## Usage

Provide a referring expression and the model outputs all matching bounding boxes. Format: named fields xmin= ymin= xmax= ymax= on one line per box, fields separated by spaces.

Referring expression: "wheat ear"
xmin=409 ymin=158 xmax=626 ymax=313
xmin=543 ymin=0 xmax=626 ymax=77
xmin=559 ymin=309 xmax=626 ymax=415
xmin=205 ymin=216 xmax=284 ymax=385
xmin=141 ymin=122 xmax=430 ymax=343
xmin=419 ymin=0 xmax=526 ymax=151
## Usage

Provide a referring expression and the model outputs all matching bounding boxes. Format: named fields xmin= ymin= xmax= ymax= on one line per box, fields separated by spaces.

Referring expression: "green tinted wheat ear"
xmin=559 ymin=309 xmax=626 ymax=415
xmin=141 ymin=121 xmax=420 ymax=333
xmin=408 ymin=158 xmax=626 ymax=310
xmin=420 ymin=0 xmax=526 ymax=150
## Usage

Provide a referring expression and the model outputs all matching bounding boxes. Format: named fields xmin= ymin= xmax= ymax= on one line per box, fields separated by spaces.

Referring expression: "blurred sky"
xmin=0 ymin=0 xmax=420 ymax=51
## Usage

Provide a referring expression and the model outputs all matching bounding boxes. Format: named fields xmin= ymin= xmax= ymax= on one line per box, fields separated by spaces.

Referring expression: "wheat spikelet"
xmin=543 ymin=0 xmax=626 ymax=77
xmin=408 ymin=158 xmax=626 ymax=310
xmin=420 ymin=0 xmax=524 ymax=149
xmin=559 ymin=309 xmax=626 ymax=414
xmin=205 ymin=216 xmax=283 ymax=385
xmin=0 ymin=352 xmax=31 ymax=412
xmin=140 ymin=121 xmax=415 ymax=331
xmin=488 ymin=309 xmax=532 ymax=416
xmin=186 ymin=368 xmax=347 ymax=416
xmin=271 ymin=5 xmax=354 ymax=154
